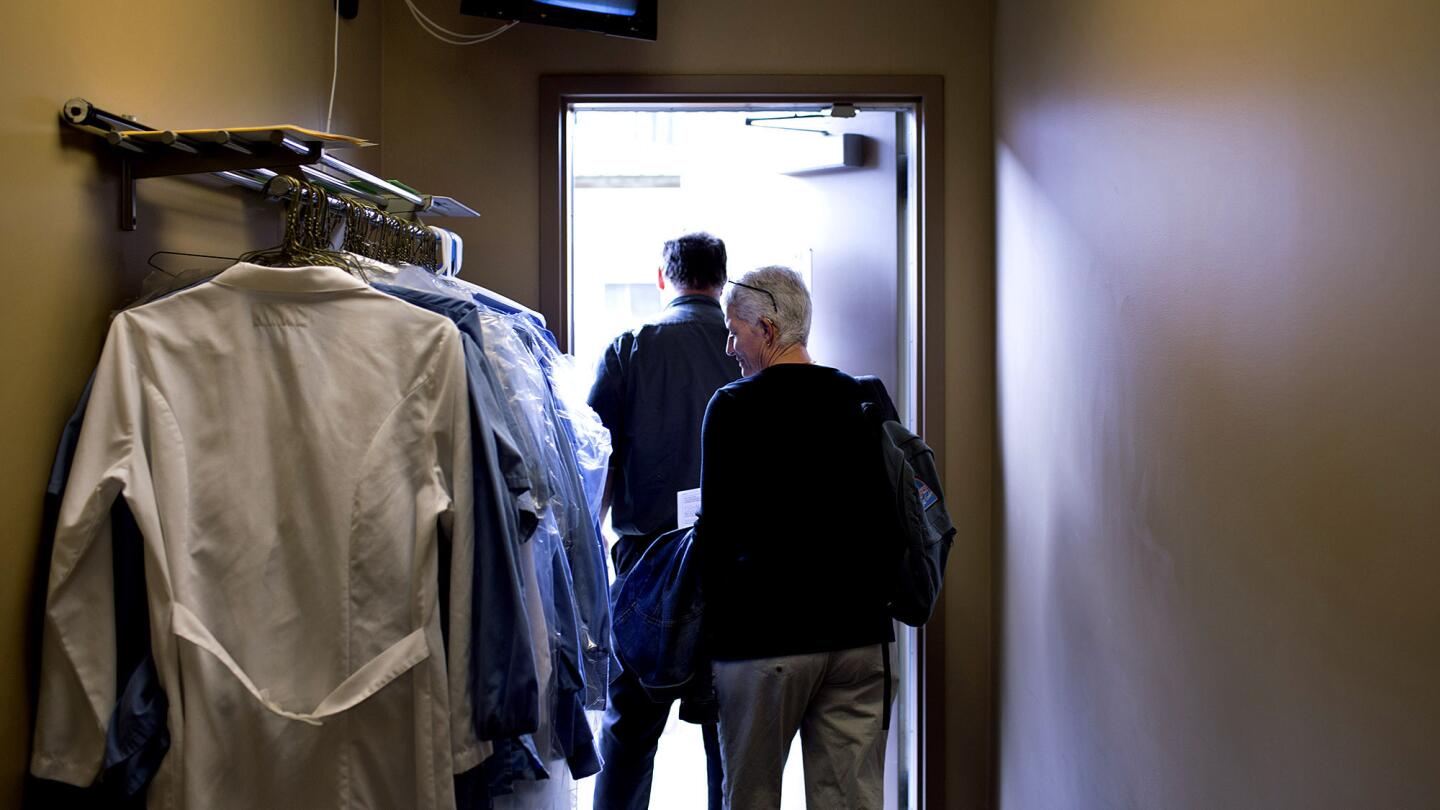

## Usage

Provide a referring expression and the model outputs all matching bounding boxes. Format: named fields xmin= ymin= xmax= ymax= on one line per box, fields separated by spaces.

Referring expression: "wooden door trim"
xmin=539 ymin=73 xmax=947 ymax=810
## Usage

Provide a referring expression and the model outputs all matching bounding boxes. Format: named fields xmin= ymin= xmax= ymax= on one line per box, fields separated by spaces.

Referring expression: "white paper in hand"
xmin=676 ymin=487 xmax=702 ymax=529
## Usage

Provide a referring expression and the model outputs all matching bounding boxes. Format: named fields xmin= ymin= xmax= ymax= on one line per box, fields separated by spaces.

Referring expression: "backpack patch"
xmin=914 ymin=479 xmax=938 ymax=510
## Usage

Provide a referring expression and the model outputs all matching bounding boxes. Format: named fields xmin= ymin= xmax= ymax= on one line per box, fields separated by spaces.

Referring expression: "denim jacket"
xmin=611 ymin=525 xmax=714 ymax=716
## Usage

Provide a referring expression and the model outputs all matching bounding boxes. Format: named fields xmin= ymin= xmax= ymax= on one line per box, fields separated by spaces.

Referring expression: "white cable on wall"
xmin=322 ymin=0 xmax=511 ymax=134
xmin=404 ymin=0 xmax=518 ymax=45
xmin=325 ymin=1 xmax=340 ymax=133
xmin=407 ymin=1 xmax=513 ymax=42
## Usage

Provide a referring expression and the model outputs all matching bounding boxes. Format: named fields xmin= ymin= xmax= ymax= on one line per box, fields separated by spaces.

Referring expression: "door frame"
xmin=539 ymin=74 xmax=947 ymax=810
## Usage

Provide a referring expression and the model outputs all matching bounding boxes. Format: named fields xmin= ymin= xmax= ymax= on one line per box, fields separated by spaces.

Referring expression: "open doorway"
xmin=541 ymin=76 xmax=946 ymax=810
xmin=568 ymin=105 xmax=912 ymax=391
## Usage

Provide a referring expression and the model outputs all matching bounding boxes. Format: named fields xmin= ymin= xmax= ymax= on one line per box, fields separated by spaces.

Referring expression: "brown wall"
xmin=379 ymin=2 xmax=995 ymax=806
xmin=0 ymin=2 xmax=382 ymax=804
xmin=996 ymin=1 xmax=1440 ymax=807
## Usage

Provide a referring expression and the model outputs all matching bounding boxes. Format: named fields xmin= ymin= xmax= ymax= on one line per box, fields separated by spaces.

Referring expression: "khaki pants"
xmin=712 ymin=644 xmax=896 ymax=810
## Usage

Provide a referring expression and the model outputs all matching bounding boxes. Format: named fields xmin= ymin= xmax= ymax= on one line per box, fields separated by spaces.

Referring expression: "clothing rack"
xmin=61 ymin=97 xmax=541 ymax=326
xmin=61 ymin=97 xmax=481 ymax=230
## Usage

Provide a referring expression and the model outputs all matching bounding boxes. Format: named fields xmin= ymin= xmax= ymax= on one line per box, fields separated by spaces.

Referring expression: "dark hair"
xmin=662 ymin=232 xmax=727 ymax=290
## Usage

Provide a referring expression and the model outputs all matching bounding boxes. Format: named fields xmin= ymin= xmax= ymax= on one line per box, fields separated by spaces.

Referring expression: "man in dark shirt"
xmin=589 ymin=232 xmax=738 ymax=810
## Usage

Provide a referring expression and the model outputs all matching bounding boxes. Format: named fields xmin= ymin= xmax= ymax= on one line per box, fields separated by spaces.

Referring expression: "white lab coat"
xmin=32 ymin=263 xmax=480 ymax=808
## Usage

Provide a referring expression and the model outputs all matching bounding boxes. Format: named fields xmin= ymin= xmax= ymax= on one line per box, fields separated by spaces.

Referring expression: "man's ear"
xmin=656 ymin=267 xmax=666 ymax=291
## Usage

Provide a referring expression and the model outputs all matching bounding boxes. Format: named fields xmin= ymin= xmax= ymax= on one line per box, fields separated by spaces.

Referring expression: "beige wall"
xmin=997 ymin=1 xmax=1440 ymax=807
xmin=379 ymin=2 xmax=995 ymax=806
xmin=0 ymin=2 xmax=381 ymax=804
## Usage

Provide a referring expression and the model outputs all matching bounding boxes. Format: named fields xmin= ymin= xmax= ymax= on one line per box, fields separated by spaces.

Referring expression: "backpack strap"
xmin=856 ymin=375 xmax=899 ymax=423
xmin=881 ymin=640 xmax=893 ymax=731
xmin=860 ymin=374 xmax=899 ymax=731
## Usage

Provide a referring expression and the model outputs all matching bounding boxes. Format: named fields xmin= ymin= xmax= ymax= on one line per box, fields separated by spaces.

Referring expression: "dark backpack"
xmin=858 ymin=377 xmax=957 ymax=627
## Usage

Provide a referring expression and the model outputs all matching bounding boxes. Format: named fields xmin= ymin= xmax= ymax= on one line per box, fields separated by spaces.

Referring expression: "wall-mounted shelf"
xmin=61 ymin=98 xmax=480 ymax=230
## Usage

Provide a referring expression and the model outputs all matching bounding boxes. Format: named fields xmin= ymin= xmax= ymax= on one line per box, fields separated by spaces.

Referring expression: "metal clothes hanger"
xmin=145 ymin=250 xmax=238 ymax=276
xmin=238 ymin=180 xmax=316 ymax=267
xmin=229 ymin=177 xmax=444 ymax=278
xmin=240 ymin=180 xmax=368 ymax=279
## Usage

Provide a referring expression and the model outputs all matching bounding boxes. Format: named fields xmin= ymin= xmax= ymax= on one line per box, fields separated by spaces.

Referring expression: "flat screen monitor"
xmin=460 ymin=0 xmax=657 ymax=40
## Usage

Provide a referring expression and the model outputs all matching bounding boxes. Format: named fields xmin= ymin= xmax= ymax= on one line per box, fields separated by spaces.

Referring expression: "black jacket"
xmin=699 ymin=363 xmax=894 ymax=661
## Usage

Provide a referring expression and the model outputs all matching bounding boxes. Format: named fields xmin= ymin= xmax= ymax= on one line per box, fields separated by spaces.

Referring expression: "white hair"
xmin=724 ymin=265 xmax=812 ymax=348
